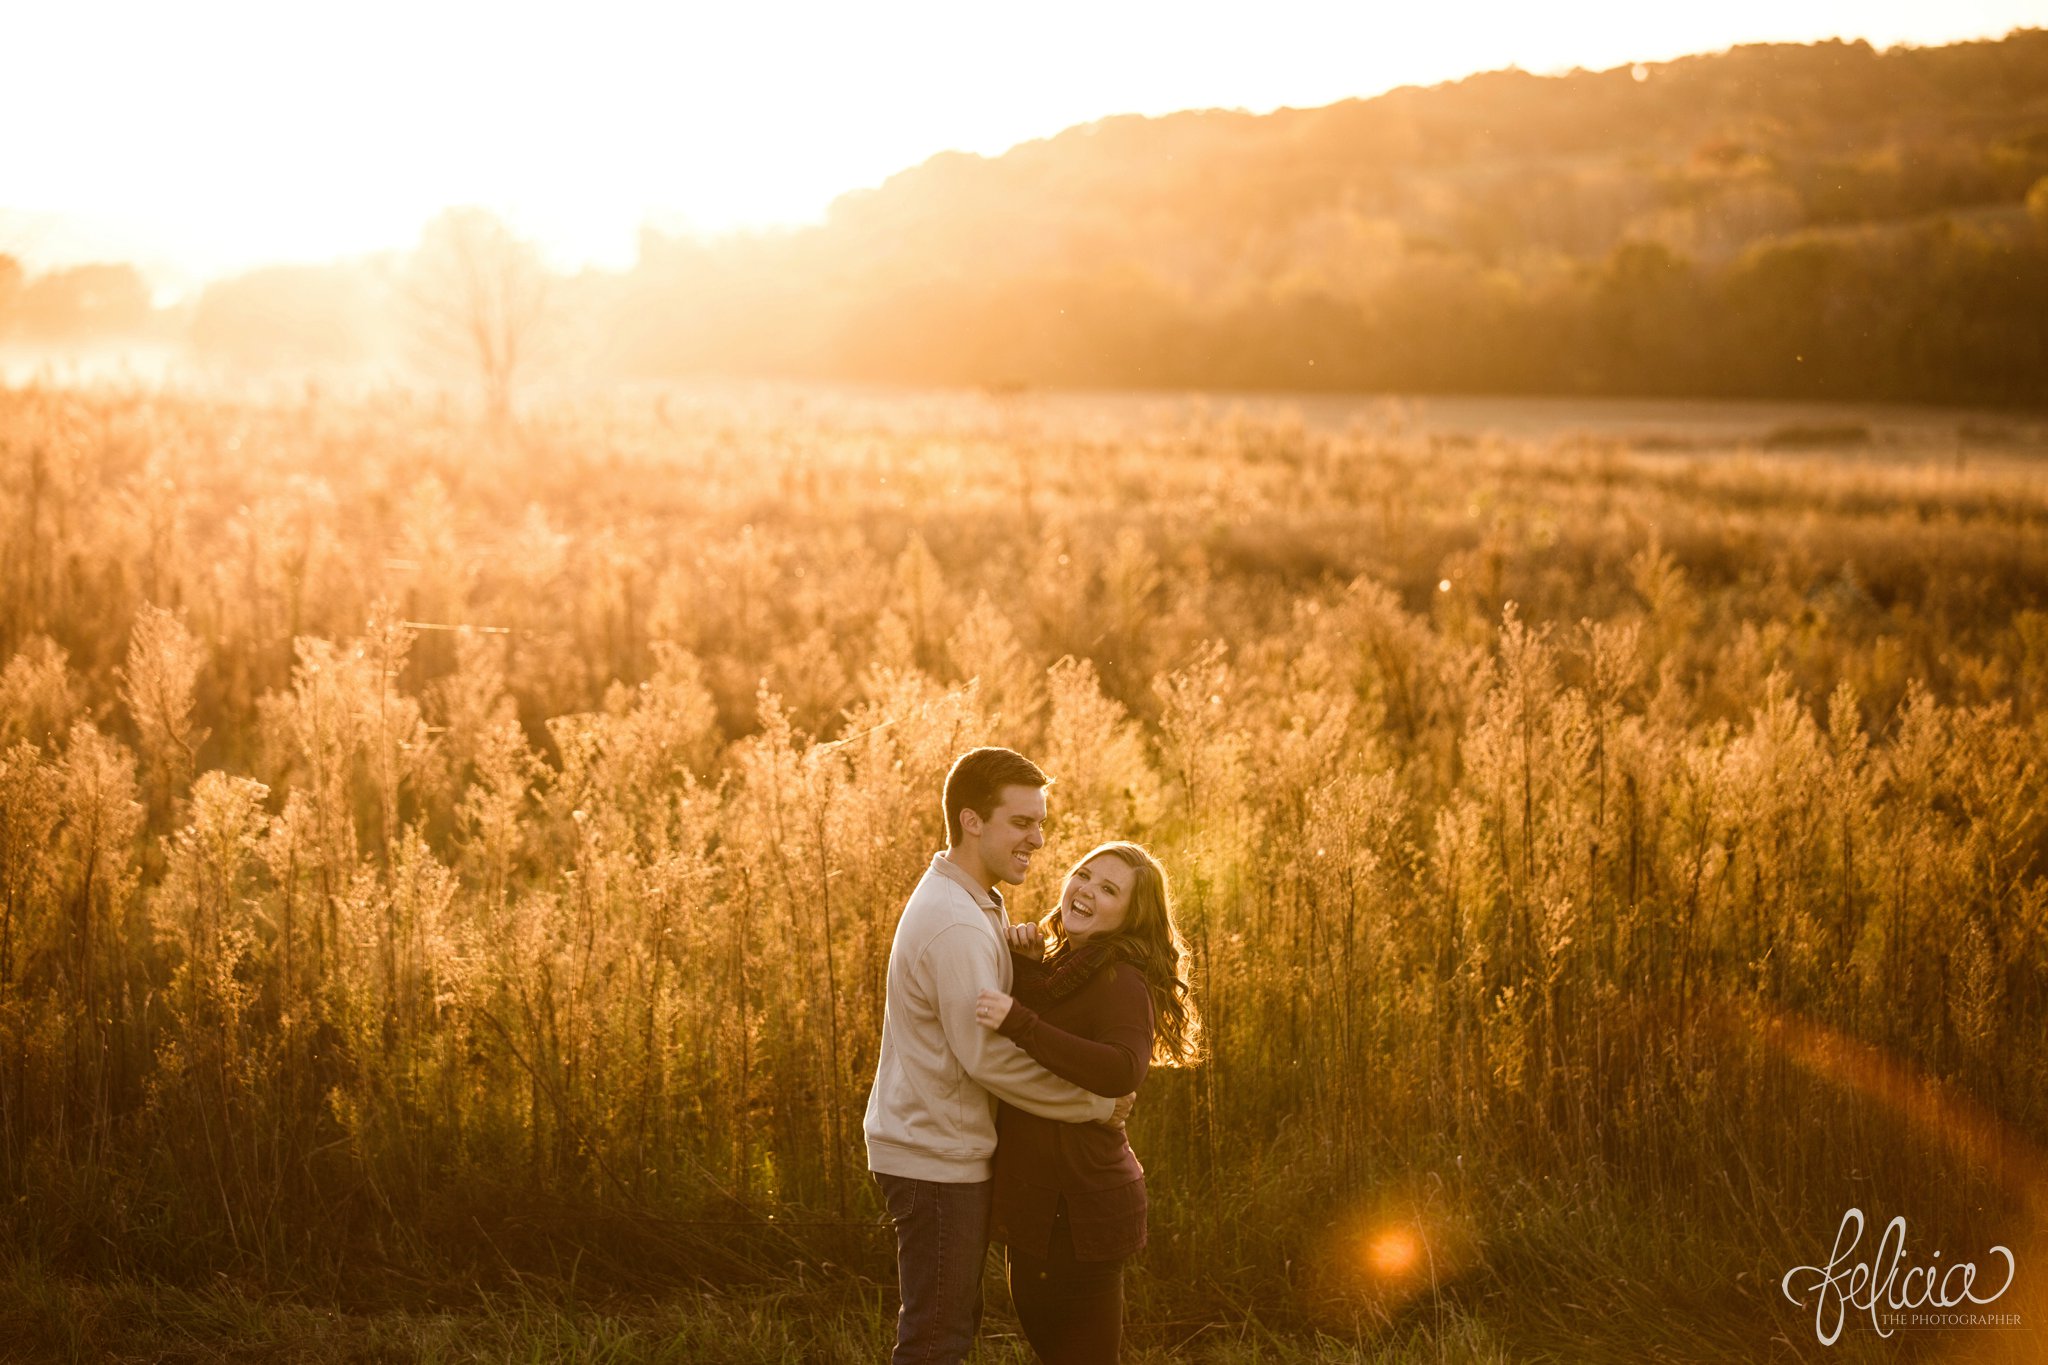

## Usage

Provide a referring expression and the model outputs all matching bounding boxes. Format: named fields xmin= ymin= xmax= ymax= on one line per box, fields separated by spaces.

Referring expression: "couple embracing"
xmin=863 ymin=747 xmax=1202 ymax=1364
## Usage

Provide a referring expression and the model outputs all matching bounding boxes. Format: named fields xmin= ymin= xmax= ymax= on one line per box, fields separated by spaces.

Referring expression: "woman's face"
xmin=1059 ymin=855 xmax=1134 ymax=943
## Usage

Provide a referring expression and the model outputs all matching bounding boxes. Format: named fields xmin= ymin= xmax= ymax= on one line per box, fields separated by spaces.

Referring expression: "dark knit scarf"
xmin=1022 ymin=939 xmax=1120 ymax=1009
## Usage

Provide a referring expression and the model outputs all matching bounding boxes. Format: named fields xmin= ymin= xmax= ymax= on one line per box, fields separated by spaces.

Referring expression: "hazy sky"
xmin=6 ymin=0 xmax=2044 ymax=282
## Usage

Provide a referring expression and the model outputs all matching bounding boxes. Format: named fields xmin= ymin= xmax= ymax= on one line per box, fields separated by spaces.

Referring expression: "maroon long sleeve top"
xmin=989 ymin=951 xmax=1155 ymax=1261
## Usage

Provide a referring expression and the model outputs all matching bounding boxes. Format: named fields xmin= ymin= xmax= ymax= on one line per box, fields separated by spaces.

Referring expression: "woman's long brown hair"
xmin=1041 ymin=841 xmax=1203 ymax=1067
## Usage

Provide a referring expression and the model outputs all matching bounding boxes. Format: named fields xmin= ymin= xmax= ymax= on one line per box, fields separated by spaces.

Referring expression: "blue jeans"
xmin=877 ymin=1172 xmax=994 ymax=1365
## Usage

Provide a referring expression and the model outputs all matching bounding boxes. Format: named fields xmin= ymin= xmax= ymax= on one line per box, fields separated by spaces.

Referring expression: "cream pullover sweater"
xmin=864 ymin=853 xmax=1116 ymax=1181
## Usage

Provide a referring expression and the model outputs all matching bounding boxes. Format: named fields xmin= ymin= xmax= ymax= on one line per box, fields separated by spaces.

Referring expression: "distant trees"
xmin=190 ymin=263 xmax=388 ymax=370
xmin=0 ymin=255 xmax=21 ymax=321
xmin=14 ymin=31 xmax=2048 ymax=405
xmin=402 ymin=208 xmax=553 ymax=422
xmin=602 ymin=29 xmax=2048 ymax=404
xmin=0 ymin=261 xmax=151 ymax=340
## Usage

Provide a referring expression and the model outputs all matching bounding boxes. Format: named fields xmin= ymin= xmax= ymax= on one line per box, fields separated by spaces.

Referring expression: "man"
xmin=865 ymin=746 xmax=1124 ymax=1364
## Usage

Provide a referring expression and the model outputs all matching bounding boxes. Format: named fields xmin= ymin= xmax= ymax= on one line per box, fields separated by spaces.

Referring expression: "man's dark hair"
xmin=943 ymin=747 xmax=1049 ymax=846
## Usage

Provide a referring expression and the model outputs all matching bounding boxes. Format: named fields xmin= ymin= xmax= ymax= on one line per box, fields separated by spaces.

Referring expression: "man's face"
xmin=969 ymin=784 xmax=1047 ymax=887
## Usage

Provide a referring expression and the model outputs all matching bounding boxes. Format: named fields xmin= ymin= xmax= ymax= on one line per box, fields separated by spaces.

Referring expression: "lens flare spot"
xmin=1311 ymin=1197 xmax=1474 ymax=1323
xmin=1366 ymin=1225 xmax=1420 ymax=1279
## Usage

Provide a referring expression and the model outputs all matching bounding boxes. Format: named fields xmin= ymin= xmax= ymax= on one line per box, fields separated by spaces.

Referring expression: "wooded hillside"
xmin=614 ymin=31 xmax=2048 ymax=402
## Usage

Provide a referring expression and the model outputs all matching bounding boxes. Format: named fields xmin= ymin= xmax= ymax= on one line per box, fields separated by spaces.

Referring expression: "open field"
xmin=2 ymin=382 xmax=2046 ymax=1361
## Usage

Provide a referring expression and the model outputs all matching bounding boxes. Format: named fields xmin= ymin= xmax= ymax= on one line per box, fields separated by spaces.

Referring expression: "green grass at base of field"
xmin=4 ymin=1253 xmax=1964 ymax=1365
xmin=0 ymin=1259 xmax=1515 ymax=1365
xmin=4 ymin=1146 xmax=1987 ymax=1365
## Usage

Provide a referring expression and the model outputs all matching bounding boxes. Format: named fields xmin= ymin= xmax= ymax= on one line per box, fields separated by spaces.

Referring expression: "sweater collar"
xmin=930 ymin=850 xmax=1004 ymax=916
xmin=1038 ymin=940 xmax=1119 ymax=1004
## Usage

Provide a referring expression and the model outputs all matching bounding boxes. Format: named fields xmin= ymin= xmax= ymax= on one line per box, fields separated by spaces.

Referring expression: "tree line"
xmin=12 ymin=30 xmax=2048 ymax=406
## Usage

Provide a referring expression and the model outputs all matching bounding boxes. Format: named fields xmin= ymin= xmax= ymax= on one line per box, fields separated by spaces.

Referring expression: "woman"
xmin=971 ymin=841 xmax=1202 ymax=1365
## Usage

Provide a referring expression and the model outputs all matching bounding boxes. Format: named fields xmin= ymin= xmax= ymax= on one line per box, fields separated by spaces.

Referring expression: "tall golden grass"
xmin=1 ymin=384 xmax=2044 ymax=1353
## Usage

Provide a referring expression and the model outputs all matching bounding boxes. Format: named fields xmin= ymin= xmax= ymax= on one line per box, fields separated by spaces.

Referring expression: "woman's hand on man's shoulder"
xmin=1005 ymin=922 xmax=1045 ymax=959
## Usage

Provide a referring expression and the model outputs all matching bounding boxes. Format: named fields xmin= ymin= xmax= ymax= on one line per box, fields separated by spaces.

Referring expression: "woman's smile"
xmin=1059 ymin=856 xmax=1133 ymax=941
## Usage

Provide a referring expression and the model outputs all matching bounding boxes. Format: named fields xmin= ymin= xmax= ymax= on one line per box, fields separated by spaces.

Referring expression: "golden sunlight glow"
xmin=1741 ymin=1005 xmax=2048 ymax=1365
xmin=1315 ymin=1196 xmax=1472 ymax=1310
xmin=1366 ymin=1225 xmax=1422 ymax=1279
xmin=6 ymin=0 xmax=2041 ymax=280
xmin=1748 ymin=1005 xmax=2048 ymax=1209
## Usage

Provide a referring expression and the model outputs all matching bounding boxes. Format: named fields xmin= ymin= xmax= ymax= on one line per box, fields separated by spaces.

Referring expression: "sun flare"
xmin=5 ymin=0 xmax=2041 ymax=278
xmin=1366 ymin=1226 xmax=1422 ymax=1279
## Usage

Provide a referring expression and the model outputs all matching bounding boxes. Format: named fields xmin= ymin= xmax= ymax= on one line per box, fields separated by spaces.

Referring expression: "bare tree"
xmin=403 ymin=207 xmax=553 ymax=423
